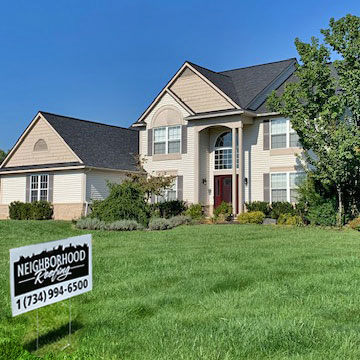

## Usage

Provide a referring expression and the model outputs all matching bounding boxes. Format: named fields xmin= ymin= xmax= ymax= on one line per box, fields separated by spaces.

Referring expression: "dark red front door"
xmin=214 ymin=175 xmax=232 ymax=208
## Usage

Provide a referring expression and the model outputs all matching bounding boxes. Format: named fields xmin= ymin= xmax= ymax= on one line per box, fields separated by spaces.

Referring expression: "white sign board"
xmin=10 ymin=234 xmax=92 ymax=316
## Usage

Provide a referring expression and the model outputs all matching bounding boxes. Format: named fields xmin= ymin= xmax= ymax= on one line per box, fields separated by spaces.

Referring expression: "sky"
xmin=0 ymin=0 xmax=359 ymax=150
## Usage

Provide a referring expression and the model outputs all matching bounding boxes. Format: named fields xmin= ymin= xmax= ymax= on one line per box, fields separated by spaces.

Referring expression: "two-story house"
xmin=132 ymin=58 xmax=304 ymax=215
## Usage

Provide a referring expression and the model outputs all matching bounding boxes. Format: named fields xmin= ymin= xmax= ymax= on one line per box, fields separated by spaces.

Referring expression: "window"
xmin=271 ymin=118 xmax=287 ymax=149
xmin=214 ymin=132 xmax=239 ymax=169
xmin=153 ymin=126 xmax=181 ymax=155
xmin=30 ymin=174 xmax=49 ymax=202
xmin=271 ymin=172 xmax=305 ymax=203
xmin=157 ymin=178 xmax=177 ymax=202
xmin=271 ymin=173 xmax=287 ymax=202
xmin=289 ymin=123 xmax=300 ymax=147
xmin=271 ymin=118 xmax=301 ymax=149
xmin=290 ymin=172 xmax=305 ymax=202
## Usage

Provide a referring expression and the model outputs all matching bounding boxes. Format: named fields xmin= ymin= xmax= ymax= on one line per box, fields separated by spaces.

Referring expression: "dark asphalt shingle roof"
xmin=41 ymin=112 xmax=139 ymax=171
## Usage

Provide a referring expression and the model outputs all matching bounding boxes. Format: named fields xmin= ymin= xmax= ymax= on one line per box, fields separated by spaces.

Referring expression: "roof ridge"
xmin=220 ymin=58 xmax=297 ymax=73
xmin=40 ymin=111 xmax=137 ymax=132
xmin=186 ymin=61 xmax=232 ymax=78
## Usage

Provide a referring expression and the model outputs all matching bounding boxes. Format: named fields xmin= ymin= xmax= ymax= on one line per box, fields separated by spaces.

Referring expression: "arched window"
xmin=214 ymin=132 xmax=238 ymax=170
xmin=33 ymin=139 xmax=48 ymax=152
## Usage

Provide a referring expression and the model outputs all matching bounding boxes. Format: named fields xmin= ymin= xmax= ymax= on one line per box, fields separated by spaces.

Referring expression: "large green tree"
xmin=267 ymin=14 xmax=360 ymax=225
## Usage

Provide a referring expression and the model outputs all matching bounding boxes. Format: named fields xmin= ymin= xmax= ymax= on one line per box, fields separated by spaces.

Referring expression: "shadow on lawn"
xmin=24 ymin=319 xmax=82 ymax=351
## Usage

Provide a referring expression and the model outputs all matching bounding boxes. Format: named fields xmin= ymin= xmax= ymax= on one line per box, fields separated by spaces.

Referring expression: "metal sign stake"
xmin=69 ymin=297 xmax=72 ymax=346
xmin=36 ymin=308 xmax=39 ymax=350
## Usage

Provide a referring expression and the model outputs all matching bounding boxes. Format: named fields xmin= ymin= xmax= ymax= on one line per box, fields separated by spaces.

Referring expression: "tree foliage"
xmin=267 ymin=14 xmax=360 ymax=225
xmin=0 ymin=149 xmax=7 ymax=164
xmin=127 ymin=155 xmax=175 ymax=201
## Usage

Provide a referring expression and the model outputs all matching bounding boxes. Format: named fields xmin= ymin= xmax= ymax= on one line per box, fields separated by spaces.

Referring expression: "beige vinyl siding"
xmin=243 ymin=120 xmax=270 ymax=203
xmin=53 ymin=171 xmax=84 ymax=203
xmin=5 ymin=117 xmax=78 ymax=167
xmin=86 ymin=170 xmax=127 ymax=201
xmin=140 ymin=93 xmax=195 ymax=203
xmin=170 ymin=68 xmax=235 ymax=113
xmin=0 ymin=175 xmax=26 ymax=204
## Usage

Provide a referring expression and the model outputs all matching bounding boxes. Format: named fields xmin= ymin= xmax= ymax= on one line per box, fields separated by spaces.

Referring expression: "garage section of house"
xmin=0 ymin=111 xmax=139 ymax=220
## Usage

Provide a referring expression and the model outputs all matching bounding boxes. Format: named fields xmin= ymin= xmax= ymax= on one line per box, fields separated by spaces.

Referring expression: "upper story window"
xmin=214 ymin=132 xmax=239 ymax=170
xmin=31 ymin=174 xmax=49 ymax=202
xmin=153 ymin=125 xmax=181 ymax=155
xmin=33 ymin=139 xmax=48 ymax=152
xmin=271 ymin=118 xmax=301 ymax=149
xmin=215 ymin=132 xmax=232 ymax=169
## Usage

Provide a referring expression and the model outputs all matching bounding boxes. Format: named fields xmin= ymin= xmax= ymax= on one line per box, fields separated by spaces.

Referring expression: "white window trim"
xmin=30 ymin=174 xmax=49 ymax=202
xmin=270 ymin=118 xmax=299 ymax=149
xmin=153 ymin=125 xmax=182 ymax=155
xmin=270 ymin=171 xmax=304 ymax=203
xmin=156 ymin=177 xmax=178 ymax=202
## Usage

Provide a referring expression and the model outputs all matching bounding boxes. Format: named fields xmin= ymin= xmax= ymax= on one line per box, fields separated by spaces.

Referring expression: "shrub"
xmin=148 ymin=218 xmax=173 ymax=231
xmin=106 ymin=220 xmax=143 ymax=231
xmin=151 ymin=200 xmax=187 ymax=219
xmin=307 ymin=201 xmax=337 ymax=226
xmin=90 ymin=181 xmax=150 ymax=226
xmin=76 ymin=218 xmax=106 ymax=230
xmin=9 ymin=201 xmax=52 ymax=220
xmin=270 ymin=202 xmax=295 ymax=219
xmin=30 ymin=201 xmax=53 ymax=220
xmin=278 ymin=213 xmax=304 ymax=226
xmin=185 ymin=203 xmax=204 ymax=220
xmin=237 ymin=211 xmax=265 ymax=224
xmin=168 ymin=215 xmax=192 ymax=227
xmin=213 ymin=202 xmax=232 ymax=220
xmin=9 ymin=201 xmax=31 ymax=220
xmin=349 ymin=217 xmax=360 ymax=231
xmin=245 ymin=201 xmax=270 ymax=216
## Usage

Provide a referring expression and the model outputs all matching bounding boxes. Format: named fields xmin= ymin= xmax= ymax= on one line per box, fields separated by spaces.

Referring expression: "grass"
xmin=1 ymin=221 xmax=360 ymax=359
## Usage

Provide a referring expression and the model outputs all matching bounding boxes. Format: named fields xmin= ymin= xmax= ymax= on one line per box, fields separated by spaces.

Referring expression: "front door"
xmin=214 ymin=175 xmax=232 ymax=208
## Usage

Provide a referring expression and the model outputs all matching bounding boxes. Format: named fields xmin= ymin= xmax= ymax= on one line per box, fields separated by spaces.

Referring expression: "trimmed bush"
xmin=245 ymin=201 xmax=271 ymax=216
xmin=148 ymin=218 xmax=173 ymax=231
xmin=278 ymin=213 xmax=303 ymax=226
xmin=349 ymin=217 xmax=360 ymax=231
xmin=270 ymin=202 xmax=295 ymax=219
xmin=214 ymin=201 xmax=232 ymax=220
xmin=76 ymin=218 xmax=106 ymax=230
xmin=151 ymin=200 xmax=187 ymax=219
xmin=76 ymin=218 xmax=143 ymax=231
xmin=9 ymin=201 xmax=52 ymax=220
xmin=237 ymin=211 xmax=265 ymax=224
xmin=90 ymin=181 xmax=150 ymax=226
xmin=168 ymin=215 xmax=192 ymax=227
xmin=185 ymin=203 xmax=204 ymax=220
xmin=307 ymin=201 xmax=337 ymax=226
xmin=106 ymin=220 xmax=143 ymax=231
xmin=30 ymin=201 xmax=53 ymax=220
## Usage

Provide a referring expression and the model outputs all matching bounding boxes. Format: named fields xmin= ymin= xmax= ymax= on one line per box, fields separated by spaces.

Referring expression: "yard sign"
xmin=10 ymin=234 xmax=92 ymax=316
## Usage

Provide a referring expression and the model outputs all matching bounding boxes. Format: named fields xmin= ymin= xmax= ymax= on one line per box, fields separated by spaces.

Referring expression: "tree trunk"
xmin=337 ymin=185 xmax=343 ymax=227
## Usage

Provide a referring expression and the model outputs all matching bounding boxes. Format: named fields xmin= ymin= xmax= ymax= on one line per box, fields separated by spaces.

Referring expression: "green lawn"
xmin=1 ymin=221 xmax=360 ymax=359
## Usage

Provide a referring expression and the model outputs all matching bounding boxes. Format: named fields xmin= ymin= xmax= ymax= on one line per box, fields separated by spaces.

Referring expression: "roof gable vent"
xmin=33 ymin=139 xmax=48 ymax=152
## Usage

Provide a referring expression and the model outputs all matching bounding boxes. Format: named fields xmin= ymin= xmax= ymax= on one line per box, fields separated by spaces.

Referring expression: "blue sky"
xmin=0 ymin=0 xmax=359 ymax=150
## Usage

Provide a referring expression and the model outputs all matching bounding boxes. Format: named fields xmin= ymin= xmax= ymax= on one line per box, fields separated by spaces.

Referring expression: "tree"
xmin=267 ymin=14 xmax=360 ymax=226
xmin=127 ymin=155 xmax=175 ymax=201
xmin=0 ymin=149 xmax=7 ymax=164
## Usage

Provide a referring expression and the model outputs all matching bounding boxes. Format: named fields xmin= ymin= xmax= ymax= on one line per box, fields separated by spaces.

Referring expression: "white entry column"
xmin=238 ymin=123 xmax=244 ymax=213
xmin=194 ymin=128 xmax=200 ymax=204
xmin=232 ymin=128 xmax=237 ymax=214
